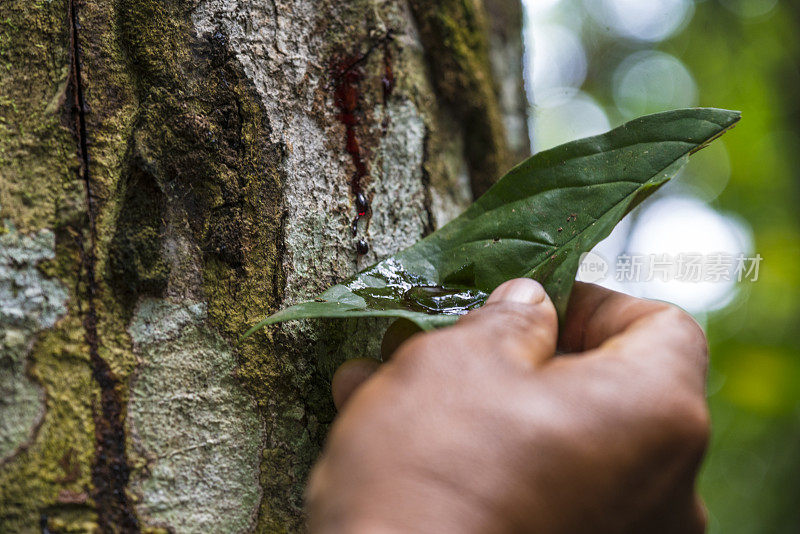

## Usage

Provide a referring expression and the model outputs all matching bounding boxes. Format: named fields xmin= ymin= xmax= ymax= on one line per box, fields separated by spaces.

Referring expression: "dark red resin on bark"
xmin=331 ymin=32 xmax=396 ymax=255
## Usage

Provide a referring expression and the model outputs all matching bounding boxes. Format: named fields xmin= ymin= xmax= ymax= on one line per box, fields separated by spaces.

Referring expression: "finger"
xmin=560 ymin=282 xmax=708 ymax=392
xmin=691 ymin=495 xmax=708 ymax=534
xmin=453 ymin=278 xmax=558 ymax=368
xmin=331 ymin=358 xmax=381 ymax=410
xmin=559 ymin=282 xmax=665 ymax=351
xmin=381 ymin=319 xmax=422 ymax=361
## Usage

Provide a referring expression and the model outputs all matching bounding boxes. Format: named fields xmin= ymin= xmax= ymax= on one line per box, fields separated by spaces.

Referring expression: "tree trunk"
xmin=0 ymin=0 xmax=527 ymax=531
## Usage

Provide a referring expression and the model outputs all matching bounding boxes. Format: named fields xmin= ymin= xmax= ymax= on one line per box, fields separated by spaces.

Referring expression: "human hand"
xmin=307 ymin=279 xmax=710 ymax=534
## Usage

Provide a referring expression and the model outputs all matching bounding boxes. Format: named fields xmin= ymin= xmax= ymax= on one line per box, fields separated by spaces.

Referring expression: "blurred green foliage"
xmin=680 ymin=4 xmax=800 ymax=532
xmin=529 ymin=1 xmax=800 ymax=531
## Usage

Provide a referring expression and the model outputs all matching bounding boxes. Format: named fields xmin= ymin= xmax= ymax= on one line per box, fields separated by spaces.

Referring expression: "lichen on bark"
xmin=128 ymin=299 xmax=262 ymax=534
xmin=0 ymin=227 xmax=68 ymax=462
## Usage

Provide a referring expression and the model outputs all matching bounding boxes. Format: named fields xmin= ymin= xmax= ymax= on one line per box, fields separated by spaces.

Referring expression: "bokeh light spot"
xmin=531 ymin=90 xmax=609 ymax=152
xmin=613 ymin=51 xmax=698 ymax=118
xmin=673 ymin=140 xmax=732 ymax=202
xmin=527 ymin=23 xmax=587 ymax=97
xmin=593 ymin=0 xmax=694 ymax=42
xmin=625 ymin=197 xmax=752 ymax=314
xmin=720 ymin=0 xmax=779 ymax=20
xmin=522 ymin=0 xmax=564 ymax=16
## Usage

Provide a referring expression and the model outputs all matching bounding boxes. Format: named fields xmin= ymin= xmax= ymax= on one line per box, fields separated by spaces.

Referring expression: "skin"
xmin=307 ymin=279 xmax=710 ymax=534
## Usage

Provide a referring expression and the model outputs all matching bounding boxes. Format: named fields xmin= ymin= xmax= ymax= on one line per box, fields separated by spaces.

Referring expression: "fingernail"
xmin=486 ymin=278 xmax=547 ymax=305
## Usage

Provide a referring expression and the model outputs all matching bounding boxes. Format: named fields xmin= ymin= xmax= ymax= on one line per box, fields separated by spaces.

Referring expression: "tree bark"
xmin=0 ymin=0 xmax=527 ymax=532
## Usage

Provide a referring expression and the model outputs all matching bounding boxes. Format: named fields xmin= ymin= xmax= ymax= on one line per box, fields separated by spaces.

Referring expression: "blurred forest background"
xmin=523 ymin=0 xmax=799 ymax=531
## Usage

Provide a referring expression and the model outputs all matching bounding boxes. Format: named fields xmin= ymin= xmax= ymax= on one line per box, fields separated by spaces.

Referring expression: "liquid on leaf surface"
xmin=244 ymin=108 xmax=741 ymax=337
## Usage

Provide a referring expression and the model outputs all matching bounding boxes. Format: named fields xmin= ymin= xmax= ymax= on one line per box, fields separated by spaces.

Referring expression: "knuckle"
xmin=393 ymin=301 xmax=558 ymax=370
xmin=662 ymin=305 xmax=709 ymax=354
xmin=460 ymin=303 xmax=555 ymax=358
xmin=651 ymin=306 xmax=709 ymax=380
xmin=659 ymin=393 xmax=711 ymax=458
xmin=391 ymin=332 xmax=436 ymax=364
xmin=466 ymin=302 xmax=554 ymax=338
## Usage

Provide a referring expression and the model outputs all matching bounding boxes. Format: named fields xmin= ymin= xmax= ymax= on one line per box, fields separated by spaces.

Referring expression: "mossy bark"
xmin=0 ymin=0 xmax=528 ymax=532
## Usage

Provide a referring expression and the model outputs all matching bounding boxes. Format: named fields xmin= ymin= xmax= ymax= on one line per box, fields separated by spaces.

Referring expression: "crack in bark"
xmin=67 ymin=1 xmax=139 ymax=531
xmin=420 ymin=126 xmax=435 ymax=237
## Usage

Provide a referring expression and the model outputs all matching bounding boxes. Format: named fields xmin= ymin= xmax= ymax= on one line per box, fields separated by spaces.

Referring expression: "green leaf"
xmin=244 ymin=108 xmax=740 ymax=337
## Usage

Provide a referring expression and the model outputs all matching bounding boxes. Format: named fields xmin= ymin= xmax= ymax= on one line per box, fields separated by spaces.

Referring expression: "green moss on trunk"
xmin=408 ymin=0 xmax=512 ymax=197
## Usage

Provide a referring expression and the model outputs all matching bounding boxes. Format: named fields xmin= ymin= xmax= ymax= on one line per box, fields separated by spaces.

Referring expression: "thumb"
xmin=454 ymin=278 xmax=558 ymax=368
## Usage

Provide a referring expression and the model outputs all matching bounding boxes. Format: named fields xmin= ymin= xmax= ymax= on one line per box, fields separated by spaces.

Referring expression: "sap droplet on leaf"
xmin=346 ymin=259 xmax=487 ymax=315
xmin=402 ymin=286 xmax=487 ymax=315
